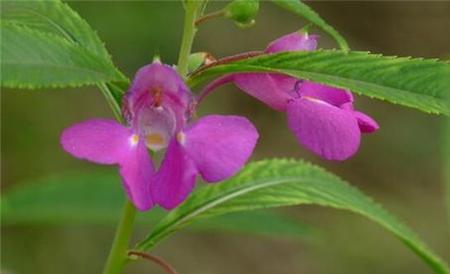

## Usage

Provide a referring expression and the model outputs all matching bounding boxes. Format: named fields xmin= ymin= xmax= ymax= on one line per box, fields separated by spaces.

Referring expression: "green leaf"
xmin=189 ymin=50 xmax=450 ymax=115
xmin=192 ymin=210 xmax=315 ymax=240
xmin=1 ymin=0 xmax=110 ymax=59
xmin=0 ymin=0 xmax=128 ymax=89
xmin=135 ymin=159 xmax=450 ymax=274
xmin=271 ymin=0 xmax=349 ymax=51
xmin=1 ymin=23 xmax=125 ymax=88
xmin=445 ymin=95 xmax=450 ymax=224
xmin=0 ymin=171 xmax=312 ymax=240
xmin=1 ymin=171 xmax=126 ymax=225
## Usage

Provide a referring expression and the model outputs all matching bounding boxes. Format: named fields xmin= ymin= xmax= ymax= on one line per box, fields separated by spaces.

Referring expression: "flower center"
xmin=136 ymin=105 xmax=176 ymax=151
xmin=145 ymin=133 xmax=167 ymax=150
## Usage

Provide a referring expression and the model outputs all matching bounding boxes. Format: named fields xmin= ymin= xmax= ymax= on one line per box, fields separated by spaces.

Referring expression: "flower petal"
xmin=183 ymin=115 xmax=259 ymax=182
xmin=129 ymin=61 xmax=190 ymax=102
xmin=119 ymin=140 xmax=155 ymax=211
xmin=265 ymin=32 xmax=318 ymax=53
xmin=125 ymin=61 xmax=193 ymax=125
xmin=354 ymin=111 xmax=379 ymax=133
xmin=298 ymin=81 xmax=353 ymax=107
xmin=287 ymin=98 xmax=361 ymax=160
xmin=61 ymin=119 xmax=154 ymax=210
xmin=234 ymin=73 xmax=295 ymax=111
xmin=153 ymin=139 xmax=197 ymax=210
xmin=60 ymin=119 xmax=132 ymax=164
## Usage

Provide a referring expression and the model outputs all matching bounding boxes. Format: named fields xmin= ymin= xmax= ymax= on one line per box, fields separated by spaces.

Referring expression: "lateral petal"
xmin=183 ymin=115 xmax=259 ymax=182
xmin=119 ymin=140 xmax=155 ymax=211
xmin=287 ymin=99 xmax=361 ymax=160
xmin=60 ymin=119 xmax=133 ymax=164
xmin=152 ymin=139 xmax=197 ymax=210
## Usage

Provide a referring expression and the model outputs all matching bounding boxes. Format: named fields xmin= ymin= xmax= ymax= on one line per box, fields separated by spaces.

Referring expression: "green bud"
xmin=187 ymin=52 xmax=216 ymax=73
xmin=224 ymin=0 xmax=259 ymax=28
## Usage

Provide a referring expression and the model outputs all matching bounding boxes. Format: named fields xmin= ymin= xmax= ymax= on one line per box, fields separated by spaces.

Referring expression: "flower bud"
xmin=224 ymin=0 xmax=259 ymax=28
xmin=187 ymin=52 xmax=216 ymax=73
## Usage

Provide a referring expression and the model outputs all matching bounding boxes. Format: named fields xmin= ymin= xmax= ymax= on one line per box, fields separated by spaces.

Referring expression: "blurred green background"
xmin=2 ymin=1 xmax=450 ymax=273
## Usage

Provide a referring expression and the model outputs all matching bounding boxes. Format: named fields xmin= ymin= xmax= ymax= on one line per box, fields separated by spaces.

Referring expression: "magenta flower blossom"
xmin=202 ymin=31 xmax=378 ymax=160
xmin=61 ymin=62 xmax=258 ymax=211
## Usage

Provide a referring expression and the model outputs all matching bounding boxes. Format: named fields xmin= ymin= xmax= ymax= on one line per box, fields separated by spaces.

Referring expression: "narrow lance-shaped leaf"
xmin=135 ymin=159 xmax=450 ymax=274
xmin=189 ymin=50 xmax=450 ymax=115
xmin=1 ymin=171 xmax=313 ymax=240
xmin=271 ymin=0 xmax=349 ymax=51
xmin=1 ymin=23 xmax=125 ymax=89
xmin=445 ymin=93 xmax=450 ymax=223
xmin=191 ymin=210 xmax=315 ymax=240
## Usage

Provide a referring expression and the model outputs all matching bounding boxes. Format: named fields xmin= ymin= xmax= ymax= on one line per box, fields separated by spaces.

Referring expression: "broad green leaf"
xmin=1 ymin=0 xmax=110 ymax=59
xmin=1 ymin=23 xmax=126 ymax=88
xmin=1 ymin=0 xmax=128 ymax=89
xmin=271 ymin=0 xmax=349 ymax=51
xmin=135 ymin=159 xmax=450 ymax=274
xmin=0 ymin=171 xmax=312 ymax=240
xmin=189 ymin=51 xmax=450 ymax=115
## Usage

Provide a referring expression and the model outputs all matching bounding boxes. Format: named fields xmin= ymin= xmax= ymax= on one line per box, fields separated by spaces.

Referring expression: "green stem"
xmin=100 ymin=2 xmax=203 ymax=274
xmin=177 ymin=1 xmax=201 ymax=77
xmin=102 ymin=200 xmax=137 ymax=274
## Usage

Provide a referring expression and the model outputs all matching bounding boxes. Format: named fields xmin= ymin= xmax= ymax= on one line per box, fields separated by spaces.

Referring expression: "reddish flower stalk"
xmin=128 ymin=251 xmax=178 ymax=274
xmin=189 ymin=50 xmax=263 ymax=77
xmin=194 ymin=10 xmax=225 ymax=26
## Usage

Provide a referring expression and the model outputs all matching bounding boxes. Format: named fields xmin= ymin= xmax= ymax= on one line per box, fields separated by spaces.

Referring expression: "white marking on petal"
xmin=176 ymin=132 xmax=186 ymax=145
xmin=130 ymin=134 xmax=139 ymax=146
xmin=303 ymin=96 xmax=331 ymax=106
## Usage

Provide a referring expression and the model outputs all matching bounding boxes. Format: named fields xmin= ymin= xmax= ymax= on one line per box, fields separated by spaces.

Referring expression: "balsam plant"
xmin=1 ymin=0 xmax=450 ymax=274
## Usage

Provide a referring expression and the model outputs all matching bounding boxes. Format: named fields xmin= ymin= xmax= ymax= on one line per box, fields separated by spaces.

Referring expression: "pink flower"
xmin=61 ymin=62 xmax=258 ymax=211
xmin=201 ymin=31 xmax=378 ymax=160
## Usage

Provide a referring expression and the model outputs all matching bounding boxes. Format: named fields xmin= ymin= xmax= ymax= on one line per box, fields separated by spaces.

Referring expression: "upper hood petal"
xmin=298 ymin=81 xmax=353 ymax=107
xmin=124 ymin=61 xmax=193 ymax=125
xmin=234 ymin=73 xmax=296 ymax=111
xmin=265 ymin=32 xmax=318 ymax=53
